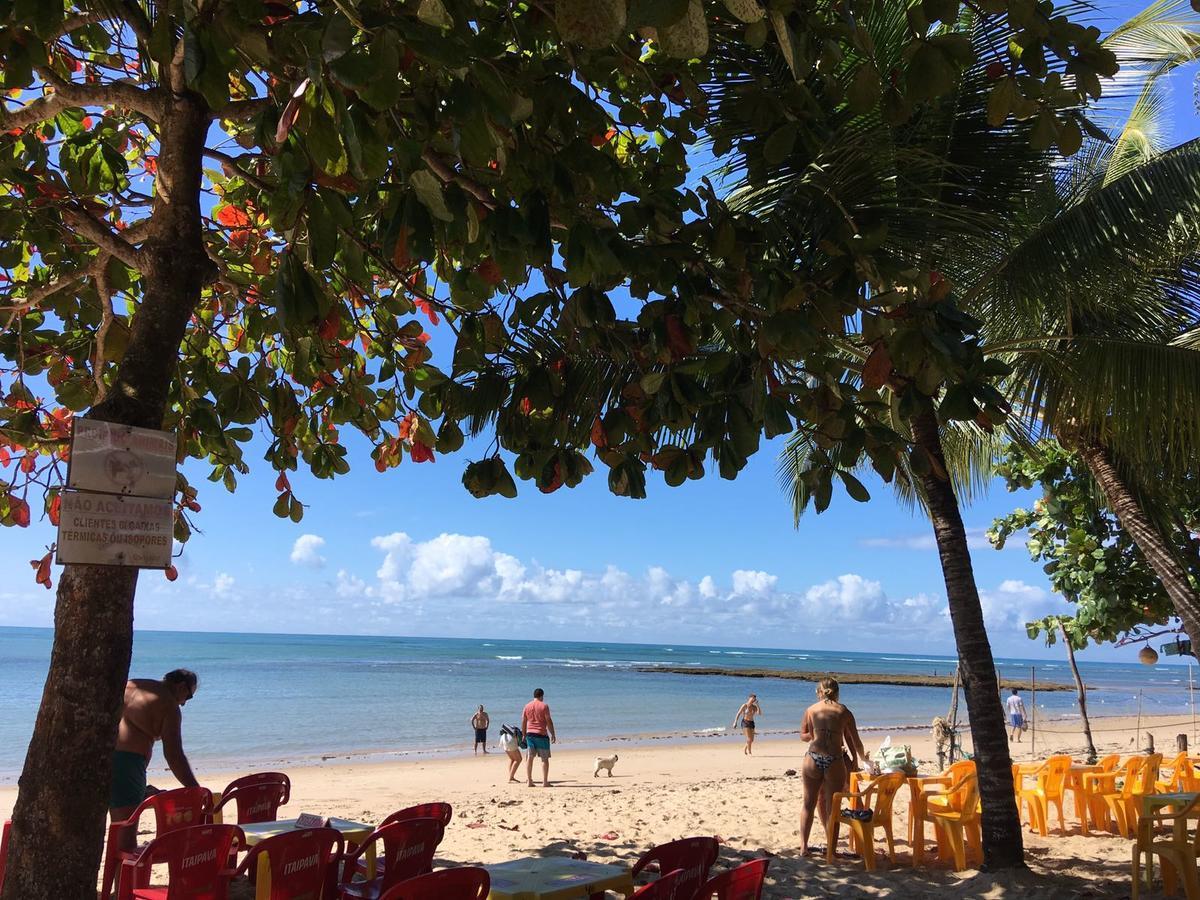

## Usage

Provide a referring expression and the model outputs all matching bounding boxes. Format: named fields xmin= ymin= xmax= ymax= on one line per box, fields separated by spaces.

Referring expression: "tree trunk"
xmin=1 ymin=94 xmax=212 ymax=900
xmin=1076 ymin=438 xmax=1200 ymax=655
xmin=911 ymin=406 xmax=1025 ymax=869
xmin=1061 ymin=622 xmax=1096 ymax=763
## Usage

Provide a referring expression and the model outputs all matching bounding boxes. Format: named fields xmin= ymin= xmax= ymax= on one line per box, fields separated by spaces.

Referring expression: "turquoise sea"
xmin=0 ymin=627 xmax=1194 ymax=781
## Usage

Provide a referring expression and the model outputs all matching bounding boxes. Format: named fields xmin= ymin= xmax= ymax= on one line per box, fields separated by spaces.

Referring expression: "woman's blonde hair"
xmin=817 ymin=677 xmax=839 ymax=701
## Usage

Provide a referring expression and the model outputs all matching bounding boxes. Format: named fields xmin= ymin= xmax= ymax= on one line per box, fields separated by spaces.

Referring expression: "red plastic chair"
xmin=102 ymin=787 xmax=214 ymax=900
xmin=116 ymin=823 xmax=243 ymax=900
xmin=339 ymin=817 xmax=445 ymax=899
xmin=233 ymin=827 xmax=343 ymax=900
xmin=695 ymin=859 xmax=770 ymax=900
xmin=633 ymin=868 xmax=684 ymax=899
xmin=213 ymin=772 xmax=291 ymax=825
xmin=632 ymin=837 xmax=720 ymax=900
xmin=380 ymin=802 xmax=453 ymax=828
xmin=377 ymin=866 xmax=491 ymax=900
xmin=0 ymin=819 xmax=10 ymax=891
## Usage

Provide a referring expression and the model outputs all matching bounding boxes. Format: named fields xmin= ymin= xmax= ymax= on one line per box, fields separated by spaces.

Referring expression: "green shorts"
xmin=110 ymin=750 xmax=148 ymax=809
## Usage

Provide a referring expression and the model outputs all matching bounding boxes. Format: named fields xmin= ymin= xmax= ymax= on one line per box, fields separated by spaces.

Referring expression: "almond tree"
xmin=0 ymin=0 xmax=1119 ymax=893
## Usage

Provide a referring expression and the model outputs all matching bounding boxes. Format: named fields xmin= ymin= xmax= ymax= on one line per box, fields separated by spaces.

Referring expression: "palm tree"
xmin=707 ymin=0 xmax=1200 ymax=868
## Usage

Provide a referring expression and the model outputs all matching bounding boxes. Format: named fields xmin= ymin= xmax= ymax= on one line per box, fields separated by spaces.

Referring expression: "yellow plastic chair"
xmin=1073 ymin=754 xmax=1120 ymax=833
xmin=925 ymin=773 xmax=981 ymax=871
xmin=1016 ymin=755 xmax=1072 ymax=835
xmin=910 ymin=761 xmax=976 ymax=847
xmin=1158 ymin=753 xmax=1192 ymax=794
xmin=1086 ymin=756 xmax=1141 ymax=834
xmin=825 ymin=771 xmax=906 ymax=870
xmin=1132 ymin=793 xmax=1200 ymax=900
xmin=1102 ymin=754 xmax=1162 ymax=838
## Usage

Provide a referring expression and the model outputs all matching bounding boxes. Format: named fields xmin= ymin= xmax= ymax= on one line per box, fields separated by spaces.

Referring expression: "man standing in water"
xmin=732 ymin=693 xmax=763 ymax=755
xmin=521 ymin=688 xmax=556 ymax=787
xmin=110 ymin=669 xmax=201 ymax=849
xmin=471 ymin=704 xmax=491 ymax=755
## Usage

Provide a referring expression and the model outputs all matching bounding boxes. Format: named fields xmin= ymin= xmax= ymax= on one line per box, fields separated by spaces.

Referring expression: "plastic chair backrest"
xmin=632 ymin=837 xmax=720 ymax=900
xmin=129 ymin=786 xmax=213 ymax=837
xmin=935 ymin=773 xmax=979 ymax=819
xmin=378 ymin=866 xmax=491 ymax=900
xmin=127 ymin=823 xmax=242 ymax=899
xmin=381 ymin=802 xmax=453 ymax=828
xmin=868 ymin=772 xmax=907 ymax=820
xmin=1133 ymin=754 xmax=1163 ymax=794
xmin=216 ymin=773 xmax=290 ymax=825
xmin=1040 ymin=755 xmax=1073 ymax=795
xmin=633 ymin=868 xmax=684 ymax=900
xmin=241 ymin=827 xmax=342 ymax=900
xmin=359 ymin=817 xmax=444 ymax=892
xmin=696 ymin=858 xmax=770 ymax=900
xmin=943 ymin=760 xmax=975 ymax=780
xmin=1096 ymin=754 xmax=1120 ymax=773
xmin=0 ymin=819 xmax=10 ymax=892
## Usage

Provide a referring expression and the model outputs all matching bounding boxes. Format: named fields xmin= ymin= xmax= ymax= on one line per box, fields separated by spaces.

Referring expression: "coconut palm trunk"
xmin=1061 ymin=621 xmax=1097 ymax=763
xmin=911 ymin=406 xmax=1025 ymax=868
xmin=1076 ymin=437 xmax=1200 ymax=654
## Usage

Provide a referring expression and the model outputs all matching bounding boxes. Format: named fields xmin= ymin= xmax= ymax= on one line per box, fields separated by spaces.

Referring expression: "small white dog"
xmin=593 ymin=753 xmax=619 ymax=777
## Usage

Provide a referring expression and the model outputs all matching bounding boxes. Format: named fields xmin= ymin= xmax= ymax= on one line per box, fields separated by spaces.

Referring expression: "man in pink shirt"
xmin=521 ymin=687 xmax=557 ymax=787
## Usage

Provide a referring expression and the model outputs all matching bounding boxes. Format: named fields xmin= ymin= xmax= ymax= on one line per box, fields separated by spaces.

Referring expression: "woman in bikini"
xmin=732 ymin=693 xmax=763 ymax=755
xmin=798 ymin=677 xmax=865 ymax=856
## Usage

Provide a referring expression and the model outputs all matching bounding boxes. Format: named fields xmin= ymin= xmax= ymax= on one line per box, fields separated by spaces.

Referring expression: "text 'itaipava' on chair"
xmin=233 ymin=826 xmax=343 ymax=900
xmin=353 ymin=803 xmax=454 ymax=881
xmin=633 ymin=868 xmax=684 ymax=900
xmin=212 ymin=772 xmax=291 ymax=825
xmin=1132 ymin=793 xmax=1200 ymax=900
xmin=377 ymin=866 xmax=491 ymax=900
xmin=695 ymin=858 xmax=770 ymax=900
xmin=924 ymin=773 xmax=981 ymax=871
xmin=1016 ymin=755 xmax=1072 ymax=836
xmin=1103 ymin=754 xmax=1162 ymax=839
xmin=338 ymin=816 xmax=444 ymax=900
xmin=102 ymin=787 xmax=214 ymax=900
xmin=825 ymin=771 xmax=905 ymax=870
xmin=632 ymin=836 xmax=720 ymax=900
xmin=116 ymin=823 xmax=243 ymax=900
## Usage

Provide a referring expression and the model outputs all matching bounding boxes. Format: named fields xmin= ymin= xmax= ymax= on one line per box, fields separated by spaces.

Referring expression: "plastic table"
xmin=483 ymin=856 xmax=635 ymax=900
xmin=238 ymin=816 xmax=373 ymax=847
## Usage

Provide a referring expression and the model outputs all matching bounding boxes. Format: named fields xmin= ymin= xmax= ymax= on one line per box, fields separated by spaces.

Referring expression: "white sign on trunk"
xmin=55 ymin=491 xmax=174 ymax=568
xmin=67 ymin=420 xmax=177 ymax=500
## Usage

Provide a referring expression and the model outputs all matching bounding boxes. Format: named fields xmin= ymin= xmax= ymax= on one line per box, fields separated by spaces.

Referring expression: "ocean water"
xmin=0 ymin=627 xmax=1193 ymax=781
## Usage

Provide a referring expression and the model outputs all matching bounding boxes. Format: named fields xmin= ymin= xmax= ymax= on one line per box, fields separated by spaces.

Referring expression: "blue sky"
xmin=2 ymin=2 xmax=1197 ymax=663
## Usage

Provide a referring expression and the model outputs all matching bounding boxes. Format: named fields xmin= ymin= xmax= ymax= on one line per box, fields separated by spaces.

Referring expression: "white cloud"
xmin=289 ymin=534 xmax=326 ymax=568
xmin=212 ymin=573 xmax=235 ymax=598
xmin=859 ymin=528 xmax=993 ymax=551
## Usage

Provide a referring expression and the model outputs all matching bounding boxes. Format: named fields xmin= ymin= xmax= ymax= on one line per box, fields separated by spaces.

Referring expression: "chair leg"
xmin=1131 ymin=843 xmax=1143 ymax=900
xmin=856 ymin=824 xmax=875 ymax=871
xmin=883 ymin=822 xmax=896 ymax=863
xmin=945 ymin=824 xmax=967 ymax=871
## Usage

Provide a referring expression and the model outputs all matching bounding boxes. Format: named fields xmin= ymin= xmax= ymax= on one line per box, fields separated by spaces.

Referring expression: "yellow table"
xmin=1066 ymin=764 xmax=1102 ymax=834
xmin=483 ymin=857 xmax=635 ymax=900
xmin=238 ymin=816 xmax=374 ymax=848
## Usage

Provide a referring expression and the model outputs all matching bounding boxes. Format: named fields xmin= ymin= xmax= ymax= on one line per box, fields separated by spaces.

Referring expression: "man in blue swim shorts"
xmin=1006 ymin=688 xmax=1027 ymax=742
xmin=521 ymin=688 xmax=557 ymax=787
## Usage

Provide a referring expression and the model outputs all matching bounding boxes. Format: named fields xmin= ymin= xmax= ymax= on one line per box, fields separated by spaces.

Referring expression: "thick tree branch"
xmin=38 ymin=67 xmax=165 ymax=122
xmin=213 ymin=97 xmax=274 ymax=122
xmin=61 ymin=205 xmax=143 ymax=269
xmin=204 ymin=148 xmax=272 ymax=192
xmin=92 ymin=258 xmax=115 ymax=402
xmin=0 ymin=92 xmax=70 ymax=132
xmin=421 ymin=149 xmax=568 ymax=231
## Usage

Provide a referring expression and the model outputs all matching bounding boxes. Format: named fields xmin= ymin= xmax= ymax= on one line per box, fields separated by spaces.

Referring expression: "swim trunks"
xmin=110 ymin=749 xmax=148 ymax=809
xmin=741 ymin=719 xmax=756 ymax=730
xmin=526 ymin=733 xmax=551 ymax=760
xmin=1010 ymin=714 xmax=1025 ymax=728
xmin=475 ymin=727 xmax=488 ymax=744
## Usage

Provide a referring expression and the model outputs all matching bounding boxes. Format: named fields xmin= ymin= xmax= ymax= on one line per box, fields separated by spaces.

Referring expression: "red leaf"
xmin=590 ymin=417 xmax=607 ymax=450
xmin=216 ymin=205 xmax=251 ymax=228
xmin=164 ymin=565 xmax=178 ymax=582
xmin=398 ymin=411 xmax=417 ymax=441
xmin=317 ymin=307 xmax=340 ymax=340
xmin=475 ymin=258 xmax=503 ymax=287
xmin=19 ymin=453 xmax=34 ymax=473
xmin=665 ymin=315 xmax=694 ymax=359
xmin=145 ymin=156 xmax=157 ymax=176
xmin=861 ymin=343 xmax=893 ymax=390
xmin=275 ymin=471 xmax=291 ymax=492
xmin=274 ymin=81 xmax=309 ymax=144
xmin=11 ymin=498 xmax=30 ymax=527
xmin=414 ymin=297 xmax=440 ymax=326
xmin=30 ymin=552 xmax=52 ymax=589
xmin=48 ymin=493 xmax=61 ymax=526
xmin=410 ymin=440 xmax=435 ymax=463
xmin=0 ymin=446 xmax=8 ymax=467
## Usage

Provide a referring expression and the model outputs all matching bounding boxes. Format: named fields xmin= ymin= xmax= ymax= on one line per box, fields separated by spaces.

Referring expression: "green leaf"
xmin=410 ymin=169 xmax=454 ymax=222
xmin=628 ymin=0 xmax=689 ymax=29
xmin=839 ymin=471 xmax=871 ymax=502
xmin=763 ymin=122 xmax=798 ymax=166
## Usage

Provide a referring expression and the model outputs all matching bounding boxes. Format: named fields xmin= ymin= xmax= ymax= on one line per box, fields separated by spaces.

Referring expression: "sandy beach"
xmin=3 ymin=712 xmax=1195 ymax=897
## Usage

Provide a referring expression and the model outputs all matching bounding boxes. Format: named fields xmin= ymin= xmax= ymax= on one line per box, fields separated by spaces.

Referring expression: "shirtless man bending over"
xmin=111 ymin=669 xmax=200 ymax=850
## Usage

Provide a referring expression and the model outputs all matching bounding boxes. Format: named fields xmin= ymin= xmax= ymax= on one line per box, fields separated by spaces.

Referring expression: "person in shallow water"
xmin=471 ymin=705 xmax=490 ymax=755
xmin=110 ymin=669 xmax=201 ymax=850
xmin=799 ymin=677 xmax=865 ymax=857
xmin=732 ymin=692 xmax=763 ymax=755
